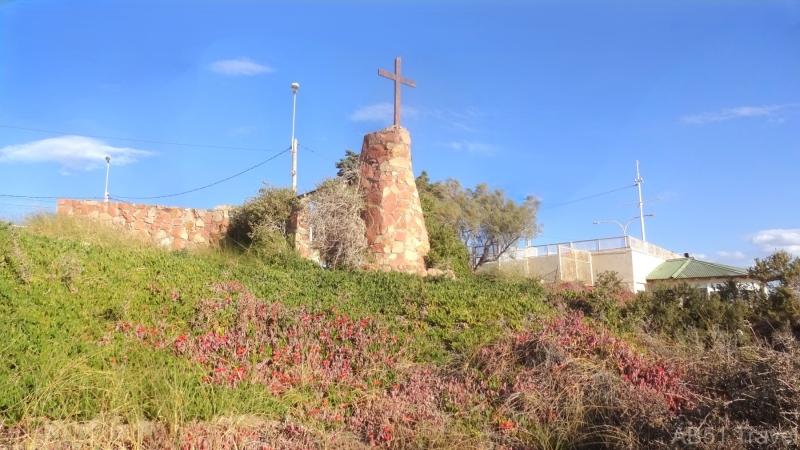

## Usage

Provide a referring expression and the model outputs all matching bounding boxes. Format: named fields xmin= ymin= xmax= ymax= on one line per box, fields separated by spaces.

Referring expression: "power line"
xmin=300 ymin=145 xmax=337 ymax=163
xmin=113 ymin=147 xmax=291 ymax=200
xmin=0 ymin=124 xmax=282 ymax=152
xmin=0 ymin=202 xmax=54 ymax=208
xmin=297 ymin=172 xmax=310 ymax=196
xmin=0 ymin=194 xmax=97 ymax=201
xmin=1 ymin=147 xmax=289 ymax=202
xmin=540 ymin=185 xmax=635 ymax=210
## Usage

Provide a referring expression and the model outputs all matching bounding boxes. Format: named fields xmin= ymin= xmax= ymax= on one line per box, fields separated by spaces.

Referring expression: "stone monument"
xmin=357 ymin=57 xmax=430 ymax=274
xmin=359 ymin=124 xmax=429 ymax=274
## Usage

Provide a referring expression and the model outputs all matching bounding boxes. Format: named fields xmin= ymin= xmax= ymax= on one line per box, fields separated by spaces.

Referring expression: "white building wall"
xmin=645 ymin=277 xmax=762 ymax=296
xmin=589 ymin=248 xmax=669 ymax=292
xmin=528 ymin=254 xmax=561 ymax=283
xmin=487 ymin=241 xmax=680 ymax=293
xmin=630 ymin=250 xmax=671 ymax=293
xmin=592 ymin=249 xmax=636 ymax=291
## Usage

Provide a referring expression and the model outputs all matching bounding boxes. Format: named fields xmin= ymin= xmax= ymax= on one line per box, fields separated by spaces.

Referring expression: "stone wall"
xmin=287 ymin=198 xmax=318 ymax=262
xmin=358 ymin=126 xmax=430 ymax=275
xmin=56 ymin=199 xmax=229 ymax=250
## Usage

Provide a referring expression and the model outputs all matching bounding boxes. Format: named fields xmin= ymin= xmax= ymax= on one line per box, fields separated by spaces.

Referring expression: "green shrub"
xmin=582 ymin=271 xmax=626 ymax=326
xmin=748 ymin=250 xmax=800 ymax=336
xmin=227 ymin=183 xmax=297 ymax=255
xmin=624 ymin=282 xmax=748 ymax=344
xmin=420 ymin=193 xmax=471 ymax=278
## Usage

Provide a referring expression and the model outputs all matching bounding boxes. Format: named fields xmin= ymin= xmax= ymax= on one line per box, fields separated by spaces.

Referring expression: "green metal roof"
xmin=646 ymin=258 xmax=749 ymax=281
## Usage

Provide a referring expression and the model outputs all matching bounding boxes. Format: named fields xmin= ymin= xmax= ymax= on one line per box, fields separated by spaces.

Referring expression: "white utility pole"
xmin=290 ymin=82 xmax=299 ymax=193
xmin=104 ymin=156 xmax=111 ymax=203
xmin=634 ymin=160 xmax=646 ymax=241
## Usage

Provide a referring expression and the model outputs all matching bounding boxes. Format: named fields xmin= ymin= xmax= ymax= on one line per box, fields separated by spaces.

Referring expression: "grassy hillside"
xmin=1 ymin=216 xmax=799 ymax=449
xmin=0 ymin=216 xmax=548 ymax=447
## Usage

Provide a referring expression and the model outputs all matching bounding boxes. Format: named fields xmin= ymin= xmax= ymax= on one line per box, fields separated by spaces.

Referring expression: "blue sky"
xmin=1 ymin=0 xmax=799 ymax=266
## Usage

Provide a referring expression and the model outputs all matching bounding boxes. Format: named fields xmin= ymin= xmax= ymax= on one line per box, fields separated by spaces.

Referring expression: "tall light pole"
xmin=593 ymin=213 xmax=655 ymax=236
xmin=634 ymin=160 xmax=646 ymax=241
xmin=104 ymin=156 xmax=111 ymax=203
xmin=290 ymin=82 xmax=299 ymax=193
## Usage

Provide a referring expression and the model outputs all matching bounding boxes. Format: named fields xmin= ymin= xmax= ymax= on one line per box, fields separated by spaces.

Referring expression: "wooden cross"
xmin=378 ymin=57 xmax=416 ymax=127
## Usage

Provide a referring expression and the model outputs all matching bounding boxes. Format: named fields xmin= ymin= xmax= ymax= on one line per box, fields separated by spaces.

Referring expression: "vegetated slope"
xmin=1 ymin=217 xmax=799 ymax=450
xmin=0 ymin=217 xmax=547 ymax=447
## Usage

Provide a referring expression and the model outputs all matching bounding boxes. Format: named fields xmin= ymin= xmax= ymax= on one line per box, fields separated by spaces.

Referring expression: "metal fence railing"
xmin=477 ymin=235 xmax=680 ymax=264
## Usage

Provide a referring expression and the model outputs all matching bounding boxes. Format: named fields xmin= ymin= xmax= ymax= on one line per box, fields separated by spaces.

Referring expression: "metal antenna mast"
xmin=634 ymin=160 xmax=646 ymax=241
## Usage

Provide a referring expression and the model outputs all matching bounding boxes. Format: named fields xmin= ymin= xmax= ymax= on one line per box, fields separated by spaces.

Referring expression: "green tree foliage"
xmin=419 ymin=194 xmax=471 ymax=278
xmin=748 ymin=250 xmax=800 ymax=332
xmin=227 ymin=183 xmax=298 ymax=255
xmin=416 ymin=172 xmax=541 ymax=271
xmin=335 ymin=149 xmax=361 ymax=184
xmin=416 ymin=171 xmax=470 ymax=277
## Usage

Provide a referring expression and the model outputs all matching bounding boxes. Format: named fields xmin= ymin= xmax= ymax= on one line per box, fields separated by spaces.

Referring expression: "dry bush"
xmin=50 ymin=253 xmax=83 ymax=288
xmin=468 ymin=312 xmax=684 ymax=449
xmin=0 ymin=416 xmax=364 ymax=450
xmin=305 ymin=178 xmax=367 ymax=269
xmin=0 ymin=222 xmax=32 ymax=283
xmin=475 ymin=262 xmax=532 ymax=283
xmin=672 ymin=333 xmax=800 ymax=449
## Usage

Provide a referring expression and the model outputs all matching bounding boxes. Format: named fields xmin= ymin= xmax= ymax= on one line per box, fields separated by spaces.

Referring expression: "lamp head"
xmin=105 ymin=156 xmax=111 ymax=163
xmin=291 ymin=82 xmax=299 ymax=93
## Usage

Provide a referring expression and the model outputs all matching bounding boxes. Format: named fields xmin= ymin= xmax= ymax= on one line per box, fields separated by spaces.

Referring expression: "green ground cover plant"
xmin=2 ymin=216 xmax=800 ymax=449
xmin=0 ymin=217 xmax=545 ymax=428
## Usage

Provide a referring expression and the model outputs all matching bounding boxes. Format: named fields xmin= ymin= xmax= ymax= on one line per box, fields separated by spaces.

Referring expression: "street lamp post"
xmin=593 ymin=213 xmax=655 ymax=236
xmin=104 ymin=156 xmax=111 ymax=203
xmin=290 ymin=82 xmax=299 ymax=193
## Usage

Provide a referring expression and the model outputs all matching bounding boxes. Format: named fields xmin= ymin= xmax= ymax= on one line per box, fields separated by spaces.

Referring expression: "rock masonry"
xmin=56 ymin=199 xmax=229 ymax=250
xmin=287 ymin=197 xmax=320 ymax=263
xmin=56 ymin=126 xmax=445 ymax=277
xmin=359 ymin=126 xmax=430 ymax=275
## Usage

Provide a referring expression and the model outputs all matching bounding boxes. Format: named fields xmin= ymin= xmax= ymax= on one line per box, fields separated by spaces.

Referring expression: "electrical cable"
xmin=0 ymin=194 xmax=99 ymax=201
xmin=0 ymin=202 xmax=54 ymax=208
xmin=0 ymin=124 xmax=282 ymax=152
xmin=540 ymin=185 xmax=635 ymax=210
xmin=297 ymin=173 xmax=309 ymax=196
xmin=112 ymin=147 xmax=291 ymax=200
xmin=300 ymin=145 xmax=337 ymax=162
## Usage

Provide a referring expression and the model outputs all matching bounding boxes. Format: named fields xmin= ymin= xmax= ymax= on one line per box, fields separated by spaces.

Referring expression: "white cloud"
xmin=209 ymin=57 xmax=274 ymax=76
xmin=228 ymin=126 xmax=257 ymax=135
xmin=749 ymin=228 xmax=800 ymax=256
xmin=348 ymin=103 xmax=419 ymax=122
xmin=448 ymin=108 xmax=483 ymax=120
xmin=680 ymin=104 xmax=793 ymax=125
xmin=694 ymin=253 xmax=707 ymax=260
xmin=716 ymin=250 xmax=747 ymax=260
xmin=348 ymin=104 xmax=484 ymax=135
xmin=445 ymin=121 xmax=478 ymax=133
xmin=349 ymin=103 xmax=392 ymax=122
xmin=0 ymin=136 xmax=153 ymax=170
xmin=445 ymin=140 xmax=498 ymax=155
